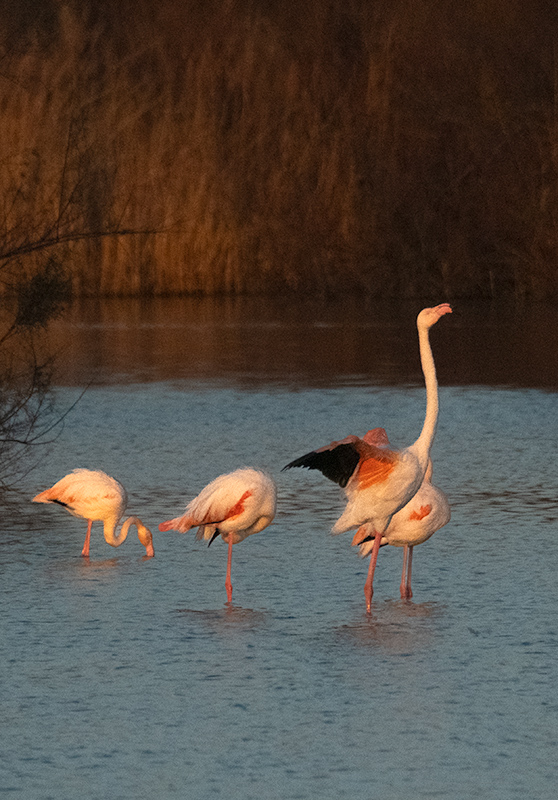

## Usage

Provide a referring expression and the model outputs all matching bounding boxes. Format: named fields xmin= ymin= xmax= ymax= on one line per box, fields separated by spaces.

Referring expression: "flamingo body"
xmin=282 ymin=303 xmax=452 ymax=609
xmin=332 ymin=436 xmax=425 ymax=535
xmin=353 ymin=461 xmax=450 ymax=598
xmin=159 ymin=467 xmax=276 ymax=602
xmin=32 ymin=468 xmax=154 ymax=558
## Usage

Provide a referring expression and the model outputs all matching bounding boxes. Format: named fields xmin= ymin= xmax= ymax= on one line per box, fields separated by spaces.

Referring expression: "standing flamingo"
xmin=352 ymin=459 xmax=451 ymax=599
xmin=32 ymin=468 xmax=154 ymax=558
xmin=159 ymin=468 xmax=277 ymax=603
xmin=282 ymin=303 xmax=452 ymax=610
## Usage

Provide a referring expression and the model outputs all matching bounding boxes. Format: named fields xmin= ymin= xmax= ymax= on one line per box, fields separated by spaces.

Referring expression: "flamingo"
xmin=352 ymin=459 xmax=451 ymax=599
xmin=282 ymin=303 xmax=452 ymax=610
xmin=32 ymin=468 xmax=154 ymax=558
xmin=158 ymin=467 xmax=277 ymax=603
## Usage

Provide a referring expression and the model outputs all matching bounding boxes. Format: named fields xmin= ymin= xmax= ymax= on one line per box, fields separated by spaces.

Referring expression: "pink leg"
xmin=400 ymin=545 xmax=414 ymax=599
xmin=406 ymin=546 xmax=414 ymax=599
xmin=225 ymin=536 xmax=233 ymax=603
xmin=400 ymin=545 xmax=409 ymax=598
xmin=81 ymin=520 xmax=93 ymax=558
xmin=363 ymin=532 xmax=383 ymax=612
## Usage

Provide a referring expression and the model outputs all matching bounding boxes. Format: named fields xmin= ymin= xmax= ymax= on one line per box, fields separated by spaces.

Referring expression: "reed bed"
xmin=0 ymin=0 xmax=557 ymax=299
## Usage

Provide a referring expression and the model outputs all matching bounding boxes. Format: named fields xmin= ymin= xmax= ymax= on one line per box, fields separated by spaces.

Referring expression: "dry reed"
xmin=0 ymin=0 xmax=557 ymax=299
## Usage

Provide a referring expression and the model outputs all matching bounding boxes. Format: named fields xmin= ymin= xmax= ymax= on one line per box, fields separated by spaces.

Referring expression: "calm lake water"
xmin=1 ymin=297 xmax=557 ymax=799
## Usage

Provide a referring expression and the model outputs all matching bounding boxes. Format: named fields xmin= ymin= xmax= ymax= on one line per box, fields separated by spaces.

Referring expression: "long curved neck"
xmin=103 ymin=516 xmax=154 ymax=556
xmin=413 ymin=325 xmax=439 ymax=462
xmin=103 ymin=515 xmax=135 ymax=548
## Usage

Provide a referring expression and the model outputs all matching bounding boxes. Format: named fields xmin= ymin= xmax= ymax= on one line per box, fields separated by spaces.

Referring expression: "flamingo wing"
xmin=159 ymin=468 xmax=275 ymax=538
xmin=32 ymin=469 xmax=126 ymax=521
xmin=282 ymin=440 xmax=361 ymax=488
xmin=283 ymin=435 xmax=399 ymax=490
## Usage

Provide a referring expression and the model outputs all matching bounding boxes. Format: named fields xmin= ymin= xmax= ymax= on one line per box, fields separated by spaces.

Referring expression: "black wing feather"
xmin=282 ymin=443 xmax=360 ymax=488
xmin=207 ymin=528 xmax=221 ymax=547
xmin=50 ymin=498 xmax=70 ymax=509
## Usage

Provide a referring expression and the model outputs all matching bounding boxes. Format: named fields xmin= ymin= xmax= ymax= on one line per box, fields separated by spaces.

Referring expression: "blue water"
xmin=1 ymin=300 xmax=557 ymax=799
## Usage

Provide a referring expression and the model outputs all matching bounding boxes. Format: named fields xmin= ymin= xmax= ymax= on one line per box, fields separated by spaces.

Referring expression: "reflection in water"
xmin=333 ymin=600 xmax=444 ymax=654
xmin=80 ymin=554 xmax=154 ymax=569
xmin=176 ymin=604 xmax=268 ymax=631
xmin=42 ymin=550 xmax=155 ymax=584
xmin=3 ymin=297 xmax=558 ymax=800
xmin=79 ymin=556 xmax=122 ymax=571
xmin=42 ymin=556 xmax=125 ymax=589
xmin=44 ymin=296 xmax=558 ymax=389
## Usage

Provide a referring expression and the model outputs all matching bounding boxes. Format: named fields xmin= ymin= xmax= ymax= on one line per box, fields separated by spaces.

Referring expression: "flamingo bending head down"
xmin=32 ymin=468 xmax=154 ymax=558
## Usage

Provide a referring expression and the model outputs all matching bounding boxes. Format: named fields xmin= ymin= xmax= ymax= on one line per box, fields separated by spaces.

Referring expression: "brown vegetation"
xmin=0 ymin=0 xmax=557 ymax=299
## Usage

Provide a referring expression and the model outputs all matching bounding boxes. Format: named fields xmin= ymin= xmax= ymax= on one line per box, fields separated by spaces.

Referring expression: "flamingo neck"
xmin=413 ymin=325 xmax=439 ymax=464
xmin=103 ymin=516 xmax=154 ymax=556
xmin=103 ymin=515 xmax=132 ymax=548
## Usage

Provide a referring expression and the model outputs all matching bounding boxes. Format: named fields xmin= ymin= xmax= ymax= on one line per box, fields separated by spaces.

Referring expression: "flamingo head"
xmin=137 ymin=522 xmax=155 ymax=558
xmin=417 ymin=303 xmax=452 ymax=329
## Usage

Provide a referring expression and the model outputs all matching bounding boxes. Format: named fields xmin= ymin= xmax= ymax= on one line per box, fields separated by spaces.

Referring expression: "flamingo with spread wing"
xmin=283 ymin=303 xmax=452 ymax=610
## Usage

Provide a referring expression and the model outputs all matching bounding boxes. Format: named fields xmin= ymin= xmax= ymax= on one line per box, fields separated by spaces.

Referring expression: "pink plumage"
xmin=283 ymin=303 xmax=452 ymax=610
xmin=352 ymin=460 xmax=451 ymax=598
xmin=159 ymin=467 xmax=277 ymax=603
xmin=32 ymin=468 xmax=154 ymax=558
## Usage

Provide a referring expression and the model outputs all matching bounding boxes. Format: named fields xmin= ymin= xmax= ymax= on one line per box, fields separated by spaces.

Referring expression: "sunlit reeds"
xmin=0 ymin=0 xmax=556 ymax=298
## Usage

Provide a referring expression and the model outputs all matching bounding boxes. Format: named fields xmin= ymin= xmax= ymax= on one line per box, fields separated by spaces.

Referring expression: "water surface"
xmin=1 ymin=298 xmax=557 ymax=799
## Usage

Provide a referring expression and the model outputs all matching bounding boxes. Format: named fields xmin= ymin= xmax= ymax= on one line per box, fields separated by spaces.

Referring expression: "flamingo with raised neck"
xmin=282 ymin=303 xmax=452 ymax=610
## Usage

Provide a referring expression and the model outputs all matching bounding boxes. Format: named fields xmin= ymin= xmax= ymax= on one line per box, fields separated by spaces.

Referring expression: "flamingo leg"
xmin=400 ymin=545 xmax=414 ymax=599
xmin=81 ymin=519 xmax=93 ymax=558
xmin=363 ymin=532 xmax=383 ymax=612
xmin=400 ymin=545 xmax=409 ymax=598
xmin=225 ymin=536 xmax=233 ymax=603
xmin=405 ymin=546 xmax=414 ymax=599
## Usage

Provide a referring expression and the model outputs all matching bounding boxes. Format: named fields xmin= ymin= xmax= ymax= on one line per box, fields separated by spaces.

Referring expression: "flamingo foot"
xmin=364 ymin=580 xmax=373 ymax=613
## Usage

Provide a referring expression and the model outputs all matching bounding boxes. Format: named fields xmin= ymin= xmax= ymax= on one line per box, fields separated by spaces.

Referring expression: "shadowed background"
xmin=1 ymin=0 xmax=557 ymax=299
